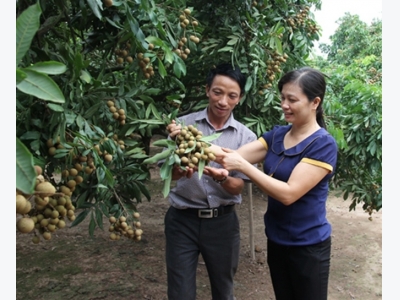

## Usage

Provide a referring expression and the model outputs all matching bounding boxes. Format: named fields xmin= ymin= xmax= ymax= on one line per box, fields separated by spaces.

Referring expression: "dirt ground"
xmin=16 ymin=164 xmax=382 ymax=300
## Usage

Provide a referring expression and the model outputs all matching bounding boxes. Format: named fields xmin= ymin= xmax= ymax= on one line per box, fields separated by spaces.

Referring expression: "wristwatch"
xmin=213 ymin=176 xmax=228 ymax=185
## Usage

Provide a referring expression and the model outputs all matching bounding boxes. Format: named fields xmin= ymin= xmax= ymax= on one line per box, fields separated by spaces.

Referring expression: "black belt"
xmin=177 ymin=204 xmax=235 ymax=218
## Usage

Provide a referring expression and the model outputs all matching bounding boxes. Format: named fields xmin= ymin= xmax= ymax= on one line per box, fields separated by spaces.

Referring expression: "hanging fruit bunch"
xmin=107 ymin=212 xmax=143 ymax=241
xmin=16 ymin=166 xmax=77 ymax=244
xmin=142 ymin=123 xmax=220 ymax=197
xmin=173 ymin=124 xmax=217 ymax=168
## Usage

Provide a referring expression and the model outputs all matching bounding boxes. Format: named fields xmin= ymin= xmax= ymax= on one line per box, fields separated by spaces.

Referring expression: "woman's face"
xmin=280 ymin=82 xmax=319 ymax=125
xmin=206 ymin=75 xmax=241 ymax=122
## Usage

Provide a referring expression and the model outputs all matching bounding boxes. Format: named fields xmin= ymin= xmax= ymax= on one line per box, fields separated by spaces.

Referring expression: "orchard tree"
xmin=314 ymin=15 xmax=382 ymax=217
xmin=16 ymin=0 xmax=324 ymax=243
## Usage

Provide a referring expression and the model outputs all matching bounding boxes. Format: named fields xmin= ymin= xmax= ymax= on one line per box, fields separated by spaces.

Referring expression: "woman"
xmin=210 ymin=67 xmax=338 ymax=300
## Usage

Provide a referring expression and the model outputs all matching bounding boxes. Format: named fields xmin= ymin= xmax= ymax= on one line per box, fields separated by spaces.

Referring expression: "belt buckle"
xmin=198 ymin=209 xmax=213 ymax=218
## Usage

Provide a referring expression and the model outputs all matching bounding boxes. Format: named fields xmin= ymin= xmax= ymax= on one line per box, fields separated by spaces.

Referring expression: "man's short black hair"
xmin=206 ymin=63 xmax=247 ymax=96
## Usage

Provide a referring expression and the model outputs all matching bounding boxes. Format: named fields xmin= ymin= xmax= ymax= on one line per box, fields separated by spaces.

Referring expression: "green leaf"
xmin=19 ymin=131 xmax=40 ymax=140
xmin=160 ymin=156 xmax=175 ymax=180
xmin=16 ymin=69 xmax=65 ymax=103
xmin=149 ymin=103 xmax=162 ymax=120
xmin=158 ymin=58 xmax=167 ymax=78
xmin=127 ymin=16 xmax=147 ymax=49
xmin=170 ymin=77 xmax=186 ymax=92
xmin=70 ymin=210 xmax=90 ymax=228
xmin=274 ymin=37 xmax=283 ymax=54
xmin=86 ymin=0 xmax=102 ymax=20
xmin=16 ymin=138 xmax=36 ymax=194
xmin=152 ymin=139 xmax=176 ymax=148
xmin=89 ymin=213 xmax=96 ymax=237
xmin=227 ymin=37 xmax=238 ymax=45
xmin=109 ymin=203 xmax=120 ymax=214
xmin=95 ymin=206 xmax=104 ymax=230
xmin=142 ymin=149 xmax=173 ymax=164
xmin=199 ymin=132 xmax=222 ymax=142
xmin=47 ymin=103 xmax=64 ymax=112
xmin=198 ymin=157 xmax=206 ymax=179
xmin=16 ymin=69 xmax=27 ymax=84
xmin=143 ymin=88 xmax=162 ymax=95
xmin=80 ymin=70 xmax=92 ymax=83
xmin=160 ymin=159 xmax=173 ymax=180
xmin=84 ymin=102 xmax=102 ymax=119
xmin=105 ymin=17 xmax=123 ymax=29
xmin=75 ymin=190 xmax=89 ymax=209
xmin=27 ymin=61 xmax=67 ymax=75
xmin=145 ymin=103 xmax=152 ymax=119
xmin=136 ymin=181 xmax=151 ymax=201
xmin=245 ymin=76 xmax=253 ymax=93
xmin=162 ymin=175 xmax=172 ymax=198
xmin=175 ymin=56 xmax=187 ymax=76
xmin=218 ymin=46 xmax=233 ymax=52
xmin=16 ymin=2 xmax=41 ymax=66
xmin=130 ymin=182 xmax=142 ymax=202
xmin=163 ymin=46 xmax=174 ymax=64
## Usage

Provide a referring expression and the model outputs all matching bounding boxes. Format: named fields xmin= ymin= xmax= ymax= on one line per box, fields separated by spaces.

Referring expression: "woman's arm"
xmin=211 ymin=139 xmax=267 ymax=165
xmin=218 ymin=148 xmax=330 ymax=205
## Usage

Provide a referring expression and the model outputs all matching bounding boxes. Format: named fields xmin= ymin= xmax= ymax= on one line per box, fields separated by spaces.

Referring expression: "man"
xmin=163 ymin=63 xmax=257 ymax=300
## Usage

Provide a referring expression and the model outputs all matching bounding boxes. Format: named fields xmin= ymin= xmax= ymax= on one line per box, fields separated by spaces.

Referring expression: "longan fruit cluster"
xmin=266 ymin=52 xmax=287 ymax=80
xmin=174 ymin=36 xmax=191 ymax=60
xmin=29 ymin=193 xmax=76 ymax=243
xmin=137 ymin=52 xmax=155 ymax=79
xmin=367 ymin=67 xmax=382 ymax=85
xmin=46 ymin=136 xmax=64 ymax=156
xmin=61 ymin=161 xmax=88 ymax=194
xmin=108 ymin=212 xmax=143 ymax=241
xmin=16 ymin=167 xmax=76 ymax=244
xmin=58 ymin=140 xmax=117 ymax=196
xmin=60 ymin=150 xmax=102 ymax=195
xmin=179 ymin=8 xmax=199 ymax=29
xmin=189 ymin=35 xmax=200 ymax=44
xmin=286 ymin=6 xmax=311 ymax=32
xmin=95 ymin=138 xmax=115 ymax=162
xmin=174 ymin=125 xmax=216 ymax=168
xmin=110 ymin=133 xmax=126 ymax=151
xmin=107 ymin=99 xmax=126 ymax=126
xmin=114 ymin=42 xmax=133 ymax=65
xmin=173 ymin=9 xmax=200 ymax=59
xmin=258 ymin=52 xmax=289 ymax=95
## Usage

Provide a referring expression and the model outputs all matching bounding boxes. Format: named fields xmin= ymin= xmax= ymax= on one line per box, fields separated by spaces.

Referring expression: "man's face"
xmin=206 ymin=75 xmax=241 ymax=121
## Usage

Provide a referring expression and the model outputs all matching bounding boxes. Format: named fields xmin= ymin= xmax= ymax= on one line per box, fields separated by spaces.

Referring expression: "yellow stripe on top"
xmin=301 ymin=158 xmax=333 ymax=172
xmin=258 ymin=137 xmax=268 ymax=150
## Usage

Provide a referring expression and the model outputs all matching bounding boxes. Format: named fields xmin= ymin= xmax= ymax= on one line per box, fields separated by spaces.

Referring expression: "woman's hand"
xmin=216 ymin=148 xmax=246 ymax=172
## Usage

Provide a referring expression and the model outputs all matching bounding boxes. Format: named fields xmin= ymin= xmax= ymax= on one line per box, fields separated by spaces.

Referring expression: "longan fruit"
xmin=43 ymin=231 xmax=52 ymax=240
xmin=69 ymin=168 xmax=78 ymax=176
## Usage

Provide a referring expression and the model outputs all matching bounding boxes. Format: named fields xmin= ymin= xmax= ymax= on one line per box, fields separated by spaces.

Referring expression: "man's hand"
xmin=171 ymin=165 xmax=195 ymax=180
xmin=203 ymin=166 xmax=229 ymax=180
xmin=166 ymin=120 xmax=182 ymax=139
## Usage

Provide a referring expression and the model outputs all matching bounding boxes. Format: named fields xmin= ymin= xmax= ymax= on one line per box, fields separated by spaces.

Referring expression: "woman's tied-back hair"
xmin=278 ymin=67 xmax=327 ymax=129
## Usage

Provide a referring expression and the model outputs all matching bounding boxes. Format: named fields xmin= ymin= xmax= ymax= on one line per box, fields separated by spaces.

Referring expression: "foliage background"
xmin=15 ymin=0 xmax=381 ymax=236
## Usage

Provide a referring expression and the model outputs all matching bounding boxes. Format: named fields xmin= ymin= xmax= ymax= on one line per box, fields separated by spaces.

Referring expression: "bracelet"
xmin=213 ymin=176 xmax=228 ymax=185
